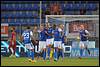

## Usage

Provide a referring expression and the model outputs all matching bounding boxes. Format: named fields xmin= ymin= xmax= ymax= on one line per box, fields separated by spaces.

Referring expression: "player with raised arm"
xmin=21 ymin=26 xmax=36 ymax=63
xmin=79 ymin=25 xmax=91 ymax=59
xmin=45 ymin=23 xmax=54 ymax=60
xmin=57 ymin=24 xmax=65 ymax=61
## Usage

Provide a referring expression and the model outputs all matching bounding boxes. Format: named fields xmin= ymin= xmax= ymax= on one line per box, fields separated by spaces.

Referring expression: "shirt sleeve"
xmin=85 ymin=30 xmax=89 ymax=34
xmin=58 ymin=28 xmax=62 ymax=32
xmin=30 ymin=31 xmax=33 ymax=36
xmin=22 ymin=32 xmax=24 ymax=37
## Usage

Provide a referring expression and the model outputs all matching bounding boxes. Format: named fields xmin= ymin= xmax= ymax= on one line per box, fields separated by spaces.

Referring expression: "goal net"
xmin=45 ymin=15 xmax=99 ymax=38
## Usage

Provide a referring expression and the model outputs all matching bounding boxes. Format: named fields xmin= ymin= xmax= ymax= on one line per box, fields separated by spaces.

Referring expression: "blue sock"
xmin=60 ymin=49 xmax=62 ymax=58
xmin=37 ymin=53 xmax=40 ymax=58
xmin=54 ymin=48 xmax=57 ymax=60
xmin=43 ymin=50 xmax=46 ymax=60
xmin=27 ymin=50 xmax=30 ymax=58
xmin=61 ymin=50 xmax=64 ymax=58
xmin=31 ymin=51 xmax=34 ymax=60
xmin=57 ymin=49 xmax=60 ymax=59
xmin=47 ymin=47 xmax=50 ymax=58
xmin=80 ymin=49 xmax=83 ymax=57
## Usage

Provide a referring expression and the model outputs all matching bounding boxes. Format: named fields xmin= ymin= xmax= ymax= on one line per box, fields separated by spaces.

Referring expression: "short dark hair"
xmin=27 ymin=26 xmax=30 ymax=29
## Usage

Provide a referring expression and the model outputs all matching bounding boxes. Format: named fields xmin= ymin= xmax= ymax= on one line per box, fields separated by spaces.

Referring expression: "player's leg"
xmin=54 ymin=41 xmax=58 ymax=61
xmin=84 ymin=41 xmax=90 ymax=55
xmin=43 ymin=41 xmax=46 ymax=60
xmin=38 ymin=41 xmax=42 ymax=60
xmin=12 ymin=41 xmax=16 ymax=57
xmin=25 ymin=44 xmax=31 ymax=60
xmin=46 ymin=39 xmax=51 ymax=59
xmin=30 ymin=43 xmax=36 ymax=63
xmin=9 ymin=41 xmax=14 ymax=57
xmin=57 ymin=41 xmax=62 ymax=60
xmin=79 ymin=41 xmax=84 ymax=58
xmin=61 ymin=43 xmax=64 ymax=59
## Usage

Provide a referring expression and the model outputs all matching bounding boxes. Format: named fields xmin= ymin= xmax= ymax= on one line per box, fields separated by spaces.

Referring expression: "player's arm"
xmin=64 ymin=36 xmax=67 ymax=43
xmin=20 ymin=34 xmax=24 ymax=42
xmin=30 ymin=31 xmax=37 ymax=44
xmin=83 ymin=30 xmax=91 ymax=37
xmin=44 ymin=30 xmax=50 ymax=36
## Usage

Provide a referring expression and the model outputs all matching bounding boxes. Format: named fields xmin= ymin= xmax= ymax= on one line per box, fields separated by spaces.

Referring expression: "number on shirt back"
xmin=23 ymin=33 xmax=29 ymax=39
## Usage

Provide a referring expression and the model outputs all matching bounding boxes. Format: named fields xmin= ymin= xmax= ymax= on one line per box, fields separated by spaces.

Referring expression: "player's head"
xmin=34 ymin=26 xmax=38 ymax=30
xmin=60 ymin=24 xmax=64 ymax=30
xmin=11 ymin=27 xmax=15 ymax=32
xmin=40 ymin=24 xmax=44 ymax=31
xmin=80 ymin=25 xmax=84 ymax=30
xmin=52 ymin=24 xmax=57 ymax=30
xmin=45 ymin=22 xmax=51 ymax=28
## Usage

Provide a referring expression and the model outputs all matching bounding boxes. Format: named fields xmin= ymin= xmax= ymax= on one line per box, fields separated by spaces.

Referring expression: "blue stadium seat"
xmin=30 ymin=19 xmax=34 ymax=23
xmin=33 ymin=13 xmax=38 ymax=17
xmin=8 ymin=4 xmax=13 ymax=10
xmin=20 ymin=4 xmax=25 ymax=10
xmin=27 ymin=12 xmax=33 ymax=17
xmin=60 ymin=4 xmax=65 ymax=10
xmin=27 ymin=4 xmax=33 ymax=10
xmin=15 ymin=4 xmax=20 ymax=10
xmin=85 ymin=4 xmax=96 ymax=11
xmin=79 ymin=4 xmax=85 ymax=10
xmin=42 ymin=4 xmax=47 ymax=11
xmin=65 ymin=4 xmax=73 ymax=11
xmin=15 ymin=12 xmax=20 ymax=17
xmin=1 ymin=13 xmax=5 ymax=18
xmin=87 ymin=4 xmax=97 ymax=11
xmin=4 ymin=19 xmax=8 ymax=23
xmin=1 ymin=4 xmax=6 ymax=10
xmin=72 ymin=4 xmax=77 ymax=10
xmin=10 ymin=19 xmax=15 ymax=23
xmin=32 ymin=4 xmax=39 ymax=10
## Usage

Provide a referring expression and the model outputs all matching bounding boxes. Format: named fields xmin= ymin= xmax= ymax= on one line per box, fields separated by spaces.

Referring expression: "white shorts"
xmin=39 ymin=41 xmax=46 ymax=52
xmin=62 ymin=43 xmax=65 ymax=49
xmin=79 ymin=41 xmax=88 ymax=48
xmin=46 ymin=38 xmax=54 ymax=46
xmin=25 ymin=43 xmax=34 ymax=50
xmin=54 ymin=41 xmax=62 ymax=48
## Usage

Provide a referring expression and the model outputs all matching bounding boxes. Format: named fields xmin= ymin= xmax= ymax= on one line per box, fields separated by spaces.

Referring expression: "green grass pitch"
xmin=1 ymin=57 xmax=99 ymax=66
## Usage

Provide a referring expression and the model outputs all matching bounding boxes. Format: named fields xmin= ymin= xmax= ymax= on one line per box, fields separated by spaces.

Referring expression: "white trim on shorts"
xmin=79 ymin=41 xmax=88 ymax=48
xmin=25 ymin=43 xmax=34 ymax=50
xmin=39 ymin=41 xmax=46 ymax=52
xmin=46 ymin=38 xmax=54 ymax=46
xmin=54 ymin=41 xmax=62 ymax=48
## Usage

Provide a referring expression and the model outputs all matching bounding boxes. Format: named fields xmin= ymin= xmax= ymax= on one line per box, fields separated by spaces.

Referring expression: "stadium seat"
xmin=61 ymin=4 xmax=65 ymax=10
xmin=72 ymin=4 xmax=77 ymax=10
xmin=85 ymin=4 xmax=97 ymax=11
xmin=1 ymin=4 xmax=6 ymax=10
xmin=42 ymin=4 xmax=47 ymax=11
xmin=33 ymin=13 xmax=38 ymax=17
xmin=79 ymin=4 xmax=85 ymax=10
xmin=27 ymin=4 xmax=33 ymax=10
xmin=65 ymin=4 xmax=73 ymax=11
xmin=32 ymin=4 xmax=39 ymax=10
xmin=4 ymin=19 xmax=8 ymax=23
xmin=26 ymin=12 xmax=32 ymax=17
